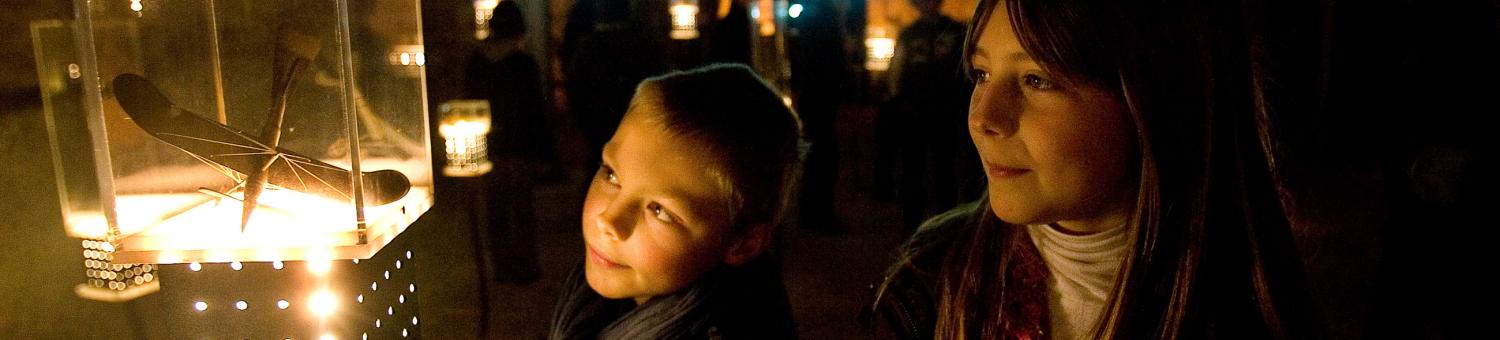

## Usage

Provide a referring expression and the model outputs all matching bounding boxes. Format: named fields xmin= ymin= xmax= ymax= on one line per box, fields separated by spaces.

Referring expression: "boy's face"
xmin=581 ymin=103 xmax=735 ymax=304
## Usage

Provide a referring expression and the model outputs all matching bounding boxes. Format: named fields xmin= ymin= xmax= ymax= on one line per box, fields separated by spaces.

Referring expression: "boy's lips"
xmin=587 ymin=244 xmax=626 ymax=268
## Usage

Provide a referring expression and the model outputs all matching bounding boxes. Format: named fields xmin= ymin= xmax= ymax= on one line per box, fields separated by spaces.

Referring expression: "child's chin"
xmin=583 ymin=267 xmax=628 ymax=298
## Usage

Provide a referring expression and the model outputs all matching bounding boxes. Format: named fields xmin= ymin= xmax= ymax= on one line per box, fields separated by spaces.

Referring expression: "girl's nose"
xmin=969 ymin=82 xmax=1020 ymax=138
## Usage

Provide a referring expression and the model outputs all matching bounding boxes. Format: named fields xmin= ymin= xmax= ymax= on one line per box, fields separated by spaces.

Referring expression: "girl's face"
xmin=581 ymin=102 xmax=736 ymax=304
xmin=967 ymin=4 xmax=1137 ymax=233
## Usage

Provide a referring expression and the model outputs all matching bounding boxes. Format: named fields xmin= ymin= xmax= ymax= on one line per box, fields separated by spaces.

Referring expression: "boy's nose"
xmin=595 ymin=203 xmax=633 ymax=240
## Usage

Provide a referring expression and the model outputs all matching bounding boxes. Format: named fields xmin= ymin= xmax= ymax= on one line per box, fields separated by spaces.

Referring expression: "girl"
xmin=550 ymin=64 xmax=802 ymax=340
xmin=872 ymin=0 xmax=1323 ymax=339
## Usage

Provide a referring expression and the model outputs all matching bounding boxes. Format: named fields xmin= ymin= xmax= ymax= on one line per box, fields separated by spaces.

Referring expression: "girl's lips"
xmin=986 ymin=163 xmax=1030 ymax=178
xmin=587 ymin=245 xmax=625 ymax=268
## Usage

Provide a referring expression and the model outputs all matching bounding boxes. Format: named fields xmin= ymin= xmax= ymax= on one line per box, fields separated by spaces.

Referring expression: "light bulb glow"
xmin=309 ymin=290 xmax=337 ymax=318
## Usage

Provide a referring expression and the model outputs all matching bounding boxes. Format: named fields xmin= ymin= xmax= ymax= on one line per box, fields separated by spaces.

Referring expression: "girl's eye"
xmin=968 ymin=69 xmax=991 ymax=84
xmin=648 ymin=203 xmax=675 ymax=224
xmin=1022 ymin=73 xmax=1058 ymax=90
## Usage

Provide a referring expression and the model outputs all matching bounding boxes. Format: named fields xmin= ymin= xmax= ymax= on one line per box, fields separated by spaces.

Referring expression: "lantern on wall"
xmin=473 ymin=0 xmax=499 ymax=40
xmin=438 ymin=100 xmax=493 ymax=177
xmin=670 ymin=0 xmax=701 ymax=40
xmin=865 ymin=26 xmax=896 ymax=71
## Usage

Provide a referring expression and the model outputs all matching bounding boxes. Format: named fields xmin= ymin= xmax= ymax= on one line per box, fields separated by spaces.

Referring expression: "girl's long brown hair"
xmin=876 ymin=0 xmax=1325 ymax=338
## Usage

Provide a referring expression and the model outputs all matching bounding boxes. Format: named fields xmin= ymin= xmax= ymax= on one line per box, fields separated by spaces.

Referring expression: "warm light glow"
xmin=864 ymin=29 xmax=894 ymax=71
xmin=440 ymin=100 xmax=494 ymax=177
xmin=320 ymin=334 xmax=335 ymax=340
xmin=437 ymin=119 xmax=491 ymax=138
xmin=399 ymin=52 xmax=412 ymax=66
xmin=230 ymin=261 xmax=243 ymax=270
xmin=278 ymin=299 xmax=290 ymax=309
xmin=307 ymin=259 xmax=332 ymax=276
xmin=670 ymin=3 xmax=700 ymax=40
xmin=357 ymin=294 xmax=364 ymax=303
xmin=273 ymin=261 xmax=284 ymax=270
xmin=403 ymin=329 xmax=409 ymax=337
xmin=194 ymin=301 xmax=208 ymax=311
xmin=189 ymin=262 xmax=202 ymax=271
xmin=235 ymin=300 xmax=248 ymax=310
xmin=107 ymin=184 xmax=434 ymax=264
xmin=414 ymin=53 xmax=426 ymax=66
xmin=789 ymin=3 xmax=803 ymax=18
xmin=309 ymin=290 xmax=338 ymax=318
xmin=474 ymin=0 xmax=500 ymax=40
xmin=130 ymin=0 xmax=142 ymax=12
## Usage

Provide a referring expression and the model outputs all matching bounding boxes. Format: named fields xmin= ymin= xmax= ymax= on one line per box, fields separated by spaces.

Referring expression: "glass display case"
xmin=38 ymin=0 xmax=433 ymax=264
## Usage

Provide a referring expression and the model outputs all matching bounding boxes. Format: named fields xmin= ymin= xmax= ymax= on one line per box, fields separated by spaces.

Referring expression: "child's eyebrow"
xmin=655 ymin=191 xmax=721 ymax=230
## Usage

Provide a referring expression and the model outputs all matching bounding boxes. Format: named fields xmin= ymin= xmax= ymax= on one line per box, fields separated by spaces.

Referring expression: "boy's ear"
xmin=724 ymin=223 xmax=773 ymax=266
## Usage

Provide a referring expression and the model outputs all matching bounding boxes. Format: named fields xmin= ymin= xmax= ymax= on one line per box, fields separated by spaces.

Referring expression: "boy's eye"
xmin=648 ymin=203 xmax=675 ymax=224
xmin=1022 ymin=73 xmax=1058 ymax=90
xmin=598 ymin=165 xmax=619 ymax=185
xmin=968 ymin=69 xmax=991 ymax=84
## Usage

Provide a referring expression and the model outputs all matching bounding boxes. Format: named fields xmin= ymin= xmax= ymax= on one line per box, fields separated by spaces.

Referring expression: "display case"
xmin=39 ymin=0 xmax=433 ymax=264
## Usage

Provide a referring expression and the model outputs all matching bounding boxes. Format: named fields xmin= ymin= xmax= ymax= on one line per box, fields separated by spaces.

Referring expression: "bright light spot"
xmin=385 ymin=271 xmax=392 ymax=280
xmin=399 ymin=294 xmax=405 ymax=304
xmin=319 ymin=334 xmax=334 ymax=340
xmin=387 ymin=306 xmax=394 ymax=315
xmin=277 ymin=299 xmax=290 ymax=309
xmin=353 ymin=259 xmax=361 ymax=264
xmin=189 ymin=262 xmax=202 ymax=271
xmin=405 ymin=251 xmax=412 ymax=259
xmin=789 ymin=4 xmax=803 ymax=18
xmin=363 ymin=334 xmax=368 ymax=340
xmin=309 ymin=290 xmax=338 ymax=318
xmin=412 ymin=316 xmax=418 ymax=325
xmin=402 ymin=329 xmax=409 ymax=337
xmin=376 ymin=319 xmax=382 ymax=328
xmin=308 ymin=260 xmax=332 ymax=276
xmin=235 ymin=300 xmax=248 ymax=310
xmin=100 ymin=242 xmax=115 ymax=252
xmin=230 ymin=261 xmax=243 ymax=271
xmin=399 ymin=52 xmax=412 ymax=66
xmin=130 ymin=0 xmax=142 ymax=12
xmin=357 ymin=294 xmax=364 ymax=303
xmin=272 ymin=261 xmax=284 ymax=270
xmin=750 ymin=7 xmax=760 ymax=19
xmin=408 ymin=284 xmax=415 ymax=292
xmin=371 ymin=282 xmax=378 ymax=291
xmin=414 ymin=53 xmax=426 ymax=66
xmin=395 ymin=260 xmax=402 ymax=269
xmin=194 ymin=301 xmax=208 ymax=311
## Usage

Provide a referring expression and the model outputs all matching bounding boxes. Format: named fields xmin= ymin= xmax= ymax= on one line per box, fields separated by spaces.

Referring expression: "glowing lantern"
xmin=671 ymin=0 xmax=701 ymax=40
